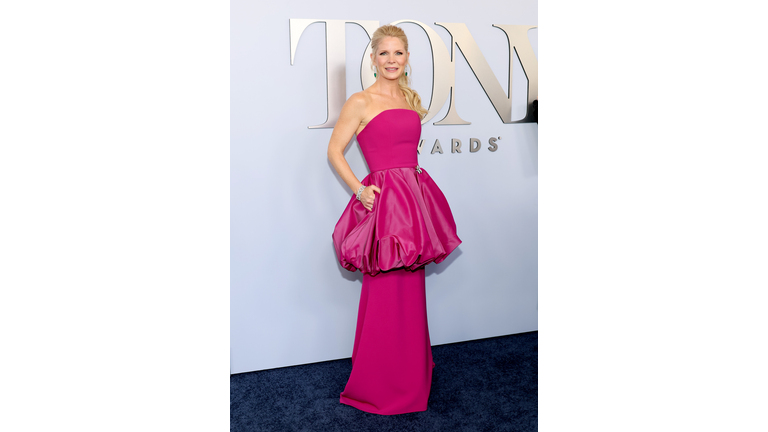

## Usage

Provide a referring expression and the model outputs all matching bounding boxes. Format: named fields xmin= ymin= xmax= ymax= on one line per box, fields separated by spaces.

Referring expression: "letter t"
xmin=290 ymin=19 xmax=379 ymax=128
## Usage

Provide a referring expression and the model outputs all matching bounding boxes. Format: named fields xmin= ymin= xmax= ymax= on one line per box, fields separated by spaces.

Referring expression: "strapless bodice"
xmin=356 ymin=109 xmax=421 ymax=172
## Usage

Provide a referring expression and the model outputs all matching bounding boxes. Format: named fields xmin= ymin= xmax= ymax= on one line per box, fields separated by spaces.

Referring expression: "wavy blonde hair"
xmin=370 ymin=25 xmax=428 ymax=119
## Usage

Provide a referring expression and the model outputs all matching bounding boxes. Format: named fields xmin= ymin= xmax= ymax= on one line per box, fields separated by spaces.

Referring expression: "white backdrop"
xmin=231 ymin=0 xmax=537 ymax=373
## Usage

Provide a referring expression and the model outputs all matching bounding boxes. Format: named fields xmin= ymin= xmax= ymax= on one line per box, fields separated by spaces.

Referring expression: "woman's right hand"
xmin=360 ymin=185 xmax=381 ymax=211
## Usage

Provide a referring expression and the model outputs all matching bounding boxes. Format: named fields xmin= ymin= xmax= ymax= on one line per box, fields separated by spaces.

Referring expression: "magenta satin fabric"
xmin=332 ymin=109 xmax=462 ymax=276
xmin=333 ymin=109 xmax=461 ymax=415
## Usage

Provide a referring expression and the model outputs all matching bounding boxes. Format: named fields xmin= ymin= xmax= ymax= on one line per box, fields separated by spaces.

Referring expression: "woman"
xmin=328 ymin=24 xmax=462 ymax=415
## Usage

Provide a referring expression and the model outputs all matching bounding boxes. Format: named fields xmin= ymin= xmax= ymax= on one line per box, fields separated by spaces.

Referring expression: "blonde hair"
xmin=370 ymin=25 xmax=428 ymax=119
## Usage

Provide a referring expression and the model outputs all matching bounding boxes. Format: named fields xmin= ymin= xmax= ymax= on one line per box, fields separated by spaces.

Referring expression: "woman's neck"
xmin=371 ymin=79 xmax=402 ymax=101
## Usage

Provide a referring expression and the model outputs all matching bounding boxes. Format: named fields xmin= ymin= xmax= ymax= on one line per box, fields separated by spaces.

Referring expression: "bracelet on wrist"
xmin=355 ymin=185 xmax=366 ymax=201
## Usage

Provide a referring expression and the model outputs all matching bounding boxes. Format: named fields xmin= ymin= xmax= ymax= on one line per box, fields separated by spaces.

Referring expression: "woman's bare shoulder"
xmin=339 ymin=91 xmax=371 ymax=123
xmin=346 ymin=91 xmax=371 ymax=109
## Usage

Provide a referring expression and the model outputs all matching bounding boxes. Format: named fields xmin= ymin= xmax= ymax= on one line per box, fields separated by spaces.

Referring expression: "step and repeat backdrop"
xmin=232 ymin=0 xmax=537 ymax=373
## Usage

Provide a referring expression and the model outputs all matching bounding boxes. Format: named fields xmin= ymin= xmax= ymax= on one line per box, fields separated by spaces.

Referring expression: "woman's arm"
xmin=327 ymin=93 xmax=381 ymax=210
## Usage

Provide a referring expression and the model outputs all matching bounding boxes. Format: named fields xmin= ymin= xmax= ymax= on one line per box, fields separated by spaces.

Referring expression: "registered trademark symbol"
xmin=498 ymin=136 xmax=502 ymax=140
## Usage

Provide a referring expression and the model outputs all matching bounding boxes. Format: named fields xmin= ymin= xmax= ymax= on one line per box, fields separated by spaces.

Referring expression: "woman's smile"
xmin=373 ymin=36 xmax=408 ymax=79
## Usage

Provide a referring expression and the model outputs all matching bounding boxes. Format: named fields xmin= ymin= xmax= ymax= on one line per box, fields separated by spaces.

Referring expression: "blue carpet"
xmin=231 ymin=331 xmax=537 ymax=431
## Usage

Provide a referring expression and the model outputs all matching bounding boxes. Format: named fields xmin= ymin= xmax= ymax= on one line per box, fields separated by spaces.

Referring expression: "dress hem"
xmin=339 ymin=395 xmax=428 ymax=416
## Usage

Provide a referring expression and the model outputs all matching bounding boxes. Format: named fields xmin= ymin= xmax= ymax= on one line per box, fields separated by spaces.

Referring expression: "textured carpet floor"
xmin=230 ymin=331 xmax=537 ymax=432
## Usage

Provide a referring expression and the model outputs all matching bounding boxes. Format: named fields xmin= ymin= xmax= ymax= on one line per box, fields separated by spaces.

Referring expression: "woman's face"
xmin=371 ymin=36 xmax=408 ymax=81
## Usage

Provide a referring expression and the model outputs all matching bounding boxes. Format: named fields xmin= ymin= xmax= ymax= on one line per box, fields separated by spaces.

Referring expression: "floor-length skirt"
xmin=340 ymin=267 xmax=433 ymax=415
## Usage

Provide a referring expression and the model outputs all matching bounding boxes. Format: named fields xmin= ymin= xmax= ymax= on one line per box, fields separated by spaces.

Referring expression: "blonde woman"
xmin=329 ymin=24 xmax=461 ymax=415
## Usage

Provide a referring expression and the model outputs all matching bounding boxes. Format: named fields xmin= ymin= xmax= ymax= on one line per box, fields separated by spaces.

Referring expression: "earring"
xmin=405 ymin=72 xmax=408 ymax=77
xmin=374 ymin=73 xmax=377 ymax=78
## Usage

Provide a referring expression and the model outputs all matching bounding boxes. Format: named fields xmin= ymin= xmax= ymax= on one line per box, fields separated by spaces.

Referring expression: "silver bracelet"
xmin=355 ymin=185 xmax=366 ymax=201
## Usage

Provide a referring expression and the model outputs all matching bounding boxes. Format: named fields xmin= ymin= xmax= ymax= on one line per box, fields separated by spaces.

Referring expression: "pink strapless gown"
xmin=332 ymin=109 xmax=461 ymax=415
